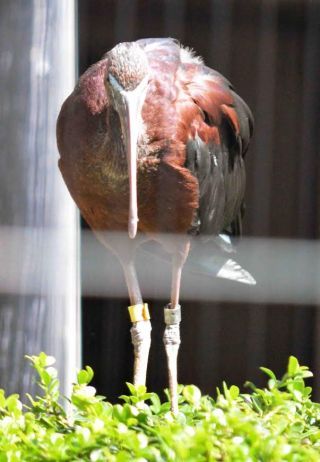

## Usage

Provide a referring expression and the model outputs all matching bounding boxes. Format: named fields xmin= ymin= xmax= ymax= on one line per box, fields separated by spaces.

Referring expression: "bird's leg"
xmin=121 ymin=259 xmax=151 ymax=387
xmin=163 ymin=240 xmax=190 ymax=415
xmin=100 ymin=232 xmax=151 ymax=388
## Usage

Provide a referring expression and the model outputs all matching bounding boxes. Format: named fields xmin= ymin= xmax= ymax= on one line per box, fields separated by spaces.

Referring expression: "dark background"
xmin=78 ymin=0 xmax=320 ymax=401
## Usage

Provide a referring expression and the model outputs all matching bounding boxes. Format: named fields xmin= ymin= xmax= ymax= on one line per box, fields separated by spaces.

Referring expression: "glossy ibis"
xmin=57 ymin=38 xmax=254 ymax=414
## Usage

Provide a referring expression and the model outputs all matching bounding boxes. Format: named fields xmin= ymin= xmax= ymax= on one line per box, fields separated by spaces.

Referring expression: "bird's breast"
xmin=70 ymin=149 xmax=199 ymax=237
xmin=136 ymin=158 xmax=199 ymax=235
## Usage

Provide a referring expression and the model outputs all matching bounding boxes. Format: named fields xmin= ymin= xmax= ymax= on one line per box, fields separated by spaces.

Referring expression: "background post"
xmin=0 ymin=0 xmax=80 ymax=398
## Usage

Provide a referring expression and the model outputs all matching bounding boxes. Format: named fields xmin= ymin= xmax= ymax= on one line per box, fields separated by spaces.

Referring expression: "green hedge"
xmin=0 ymin=353 xmax=319 ymax=461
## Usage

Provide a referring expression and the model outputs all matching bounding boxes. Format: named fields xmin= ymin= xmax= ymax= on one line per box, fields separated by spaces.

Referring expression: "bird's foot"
xmin=129 ymin=303 xmax=151 ymax=387
xmin=163 ymin=304 xmax=181 ymax=415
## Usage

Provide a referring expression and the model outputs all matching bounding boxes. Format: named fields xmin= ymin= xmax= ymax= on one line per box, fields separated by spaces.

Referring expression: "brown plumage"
xmin=57 ymin=38 xmax=254 ymax=414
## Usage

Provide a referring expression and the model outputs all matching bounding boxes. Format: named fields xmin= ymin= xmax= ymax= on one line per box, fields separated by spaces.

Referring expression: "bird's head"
xmin=105 ymin=42 xmax=150 ymax=239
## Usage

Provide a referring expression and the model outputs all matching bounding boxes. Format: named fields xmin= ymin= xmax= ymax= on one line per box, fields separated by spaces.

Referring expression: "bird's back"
xmin=137 ymin=38 xmax=253 ymax=237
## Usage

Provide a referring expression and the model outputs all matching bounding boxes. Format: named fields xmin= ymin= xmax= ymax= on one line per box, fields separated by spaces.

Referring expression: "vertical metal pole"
xmin=0 ymin=0 xmax=79 ymax=398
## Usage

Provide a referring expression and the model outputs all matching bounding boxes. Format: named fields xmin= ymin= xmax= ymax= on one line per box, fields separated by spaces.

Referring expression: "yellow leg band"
xmin=128 ymin=303 xmax=150 ymax=322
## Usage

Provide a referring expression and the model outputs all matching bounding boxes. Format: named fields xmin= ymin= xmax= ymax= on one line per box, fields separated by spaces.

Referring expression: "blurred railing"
xmin=1 ymin=227 xmax=319 ymax=306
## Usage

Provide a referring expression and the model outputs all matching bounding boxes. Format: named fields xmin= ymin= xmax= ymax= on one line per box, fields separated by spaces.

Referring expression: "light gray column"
xmin=0 ymin=0 xmax=80 ymax=399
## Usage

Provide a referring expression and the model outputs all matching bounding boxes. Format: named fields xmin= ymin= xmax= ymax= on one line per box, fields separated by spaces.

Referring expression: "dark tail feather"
xmin=188 ymin=254 xmax=256 ymax=285
xmin=141 ymin=235 xmax=256 ymax=286
xmin=186 ymin=235 xmax=256 ymax=285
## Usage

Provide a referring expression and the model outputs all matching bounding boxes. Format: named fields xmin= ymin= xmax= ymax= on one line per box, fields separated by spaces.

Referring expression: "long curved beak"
xmin=117 ymin=80 xmax=147 ymax=239
xmin=123 ymin=93 xmax=140 ymax=239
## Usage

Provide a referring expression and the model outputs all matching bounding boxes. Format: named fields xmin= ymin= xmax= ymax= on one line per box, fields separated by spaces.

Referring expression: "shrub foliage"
xmin=0 ymin=353 xmax=320 ymax=461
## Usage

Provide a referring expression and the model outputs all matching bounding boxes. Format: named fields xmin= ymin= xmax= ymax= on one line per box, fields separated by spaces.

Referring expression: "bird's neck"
xmin=105 ymin=108 xmax=154 ymax=176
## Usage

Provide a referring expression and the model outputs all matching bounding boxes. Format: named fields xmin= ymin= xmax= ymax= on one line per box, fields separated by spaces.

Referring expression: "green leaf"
xmin=183 ymin=385 xmax=201 ymax=406
xmin=6 ymin=395 xmax=22 ymax=415
xmin=260 ymin=367 xmax=277 ymax=381
xmin=113 ymin=404 xmax=125 ymax=422
xmin=126 ymin=382 xmax=137 ymax=396
xmin=135 ymin=384 xmax=147 ymax=396
xmin=301 ymin=369 xmax=313 ymax=379
xmin=0 ymin=389 xmax=6 ymax=408
xmin=149 ymin=393 xmax=161 ymax=414
xmin=288 ymin=356 xmax=300 ymax=376
xmin=229 ymin=385 xmax=240 ymax=400
xmin=77 ymin=366 xmax=94 ymax=385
